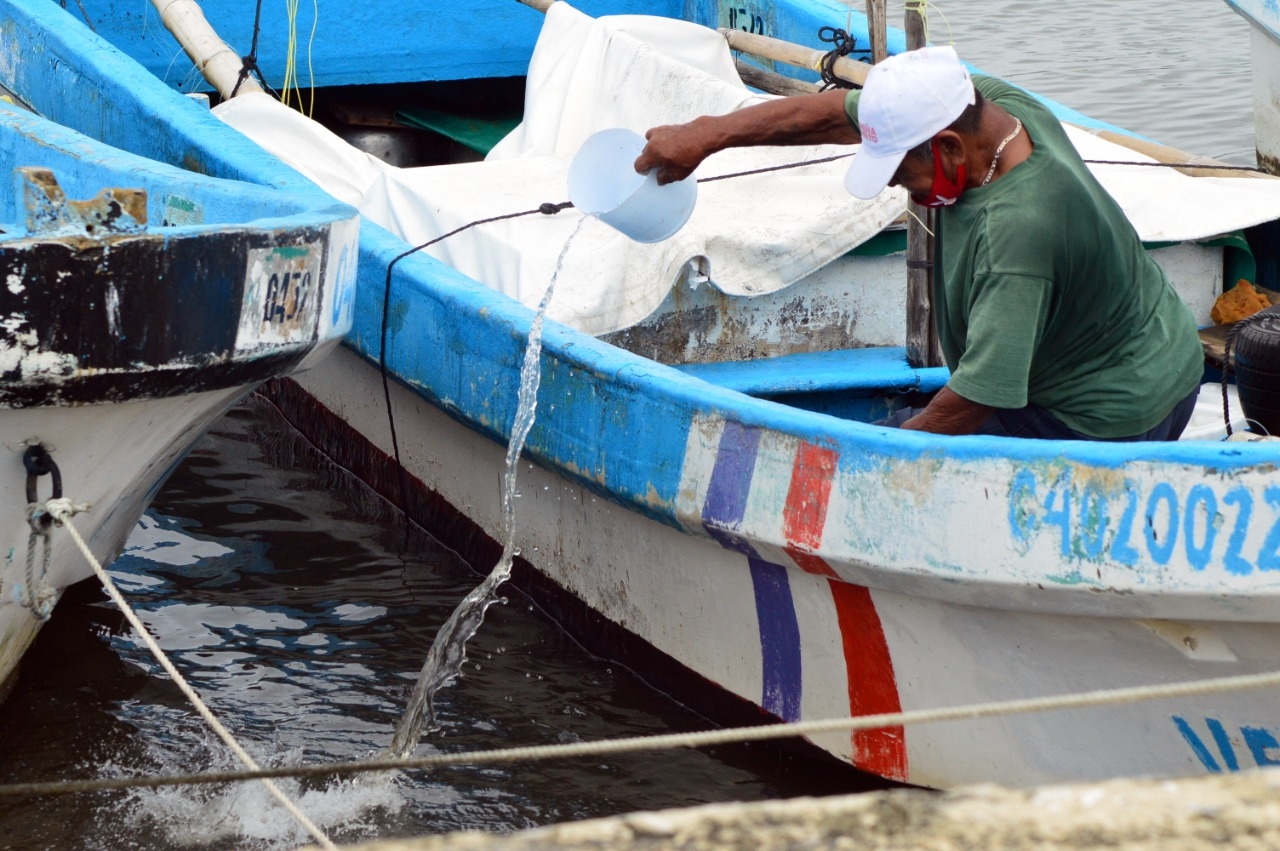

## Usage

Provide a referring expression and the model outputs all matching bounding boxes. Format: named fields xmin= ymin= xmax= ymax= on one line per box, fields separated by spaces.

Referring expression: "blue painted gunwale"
xmin=0 ymin=100 xmax=342 ymax=234
xmin=1226 ymin=0 xmax=1280 ymax=43
xmin=12 ymin=0 xmax=1280 ymax=609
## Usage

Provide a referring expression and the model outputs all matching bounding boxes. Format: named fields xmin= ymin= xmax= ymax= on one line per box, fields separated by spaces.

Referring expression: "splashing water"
xmin=105 ymin=741 xmax=405 ymax=850
xmin=384 ymin=217 xmax=587 ymax=759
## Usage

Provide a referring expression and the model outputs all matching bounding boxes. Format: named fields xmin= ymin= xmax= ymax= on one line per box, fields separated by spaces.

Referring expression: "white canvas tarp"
xmin=214 ymin=2 xmax=1280 ymax=335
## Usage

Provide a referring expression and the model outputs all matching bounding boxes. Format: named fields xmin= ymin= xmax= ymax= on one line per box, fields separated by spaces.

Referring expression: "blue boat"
xmin=0 ymin=77 xmax=358 ymax=696
xmin=12 ymin=0 xmax=1280 ymax=788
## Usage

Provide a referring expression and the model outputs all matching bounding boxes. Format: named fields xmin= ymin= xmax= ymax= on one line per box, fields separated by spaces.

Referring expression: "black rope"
xmin=378 ymin=201 xmax=574 ymax=519
xmin=816 ymin=27 xmax=866 ymax=91
xmin=72 ymin=0 xmax=96 ymax=32
xmin=1219 ymin=312 xmax=1272 ymax=438
xmin=231 ymin=0 xmax=268 ymax=99
xmin=702 ymin=151 xmax=854 ymax=183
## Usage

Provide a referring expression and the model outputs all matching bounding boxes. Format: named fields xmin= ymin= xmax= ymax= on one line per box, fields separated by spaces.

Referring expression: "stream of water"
xmin=385 ymin=217 xmax=586 ymax=759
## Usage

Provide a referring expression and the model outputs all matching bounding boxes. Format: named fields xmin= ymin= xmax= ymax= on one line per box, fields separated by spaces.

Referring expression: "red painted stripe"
xmin=779 ymin=442 xmax=907 ymax=781
xmin=786 ymin=547 xmax=840 ymax=578
xmin=783 ymin=443 xmax=839 ymax=576
xmin=783 ymin=443 xmax=836 ymax=549
xmin=829 ymin=580 xmax=908 ymax=781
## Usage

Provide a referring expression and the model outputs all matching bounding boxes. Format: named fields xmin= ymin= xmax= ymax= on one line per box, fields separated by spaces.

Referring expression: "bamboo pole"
xmin=903 ymin=2 xmax=942 ymax=368
xmin=718 ymin=29 xmax=870 ymax=87
xmin=1085 ymin=129 xmax=1273 ymax=179
xmin=150 ymin=0 xmax=263 ymax=99
xmin=866 ymin=0 xmax=888 ymax=64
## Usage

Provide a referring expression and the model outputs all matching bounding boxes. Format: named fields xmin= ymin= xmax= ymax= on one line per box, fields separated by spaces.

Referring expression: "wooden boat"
xmin=14 ymin=0 xmax=1280 ymax=789
xmin=0 ymin=90 xmax=358 ymax=696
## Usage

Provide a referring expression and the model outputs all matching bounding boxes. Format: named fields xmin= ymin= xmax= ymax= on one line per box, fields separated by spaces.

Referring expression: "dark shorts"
xmin=875 ymin=386 xmax=1201 ymax=441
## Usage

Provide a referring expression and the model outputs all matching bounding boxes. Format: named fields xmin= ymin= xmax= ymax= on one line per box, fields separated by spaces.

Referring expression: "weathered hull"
xmin=0 ymin=32 xmax=359 ymax=688
xmin=280 ymin=346 xmax=1280 ymax=789
xmin=0 ymin=386 xmax=244 ymax=692
xmin=13 ymin=0 xmax=1280 ymax=788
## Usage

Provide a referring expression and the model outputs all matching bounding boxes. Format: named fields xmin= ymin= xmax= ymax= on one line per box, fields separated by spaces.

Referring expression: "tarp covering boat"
xmin=215 ymin=2 xmax=1280 ymax=337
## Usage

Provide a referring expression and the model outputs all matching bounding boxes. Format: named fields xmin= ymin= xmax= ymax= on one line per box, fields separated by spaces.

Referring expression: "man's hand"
xmin=634 ymin=90 xmax=860 ymax=185
xmin=901 ymin=386 xmax=995 ymax=435
xmin=635 ymin=119 xmax=716 ymax=185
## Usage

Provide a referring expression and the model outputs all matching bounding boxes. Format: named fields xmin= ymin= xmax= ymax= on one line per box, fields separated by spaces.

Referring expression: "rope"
xmin=1219 ymin=308 xmax=1280 ymax=437
xmin=904 ymin=0 xmax=928 ymax=44
xmin=72 ymin=0 xmax=96 ymax=32
xmin=21 ymin=503 xmax=59 ymax=620
xmin=41 ymin=499 xmax=339 ymax=851
xmin=378 ymin=201 xmax=573 ymax=515
xmin=8 ymin=660 xmax=1280 ymax=798
xmin=230 ymin=0 xmax=267 ymax=99
xmin=18 ymin=445 xmax=67 ymax=621
xmin=815 ymin=27 xmax=865 ymax=91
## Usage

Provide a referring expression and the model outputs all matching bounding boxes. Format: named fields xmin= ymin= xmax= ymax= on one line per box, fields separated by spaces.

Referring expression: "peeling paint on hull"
xmin=0 ymin=91 xmax=358 ymax=689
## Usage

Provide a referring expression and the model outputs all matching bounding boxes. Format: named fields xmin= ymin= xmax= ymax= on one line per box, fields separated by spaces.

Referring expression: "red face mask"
xmin=911 ymin=139 xmax=967 ymax=208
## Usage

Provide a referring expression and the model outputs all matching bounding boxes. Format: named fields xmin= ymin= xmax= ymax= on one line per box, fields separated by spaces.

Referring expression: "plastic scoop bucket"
xmin=567 ymin=128 xmax=697 ymax=244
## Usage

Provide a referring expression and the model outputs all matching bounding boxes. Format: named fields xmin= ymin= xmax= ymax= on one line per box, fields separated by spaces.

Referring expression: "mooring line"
xmin=41 ymin=499 xmax=339 ymax=851
xmin=6 ymin=594 xmax=1280 ymax=800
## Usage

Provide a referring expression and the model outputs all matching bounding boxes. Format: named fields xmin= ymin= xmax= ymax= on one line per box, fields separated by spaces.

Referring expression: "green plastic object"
xmin=395 ymin=107 xmax=521 ymax=155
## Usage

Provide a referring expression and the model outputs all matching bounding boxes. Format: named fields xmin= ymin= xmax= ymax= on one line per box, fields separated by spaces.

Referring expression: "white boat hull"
xmin=284 ymin=346 xmax=1280 ymax=789
xmin=0 ymin=386 xmax=249 ymax=691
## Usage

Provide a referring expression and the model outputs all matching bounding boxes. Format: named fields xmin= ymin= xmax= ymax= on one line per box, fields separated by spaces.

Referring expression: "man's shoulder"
xmin=973 ymin=74 xmax=1036 ymax=106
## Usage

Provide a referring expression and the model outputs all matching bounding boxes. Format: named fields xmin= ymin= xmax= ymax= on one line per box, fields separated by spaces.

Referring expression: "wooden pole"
xmin=150 ymin=0 xmax=263 ymax=99
xmin=866 ymin=0 xmax=888 ymax=64
xmin=734 ymin=60 xmax=823 ymax=97
xmin=903 ymin=1 xmax=943 ymax=368
xmin=718 ymin=29 xmax=870 ymax=87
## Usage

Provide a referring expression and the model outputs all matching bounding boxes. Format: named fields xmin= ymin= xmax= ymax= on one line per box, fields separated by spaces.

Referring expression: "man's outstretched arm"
xmin=635 ymin=89 xmax=860 ymax=184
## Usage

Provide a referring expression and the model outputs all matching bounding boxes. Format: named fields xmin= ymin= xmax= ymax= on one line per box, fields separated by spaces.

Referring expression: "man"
xmin=635 ymin=46 xmax=1204 ymax=440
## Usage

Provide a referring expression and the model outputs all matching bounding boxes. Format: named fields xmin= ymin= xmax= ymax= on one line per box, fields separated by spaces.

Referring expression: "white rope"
xmin=44 ymin=499 xmax=338 ymax=851
xmin=10 ymin=657 xmax=1280 ymax=798
xmin=20 ymin=502 xmax=61 ymax=619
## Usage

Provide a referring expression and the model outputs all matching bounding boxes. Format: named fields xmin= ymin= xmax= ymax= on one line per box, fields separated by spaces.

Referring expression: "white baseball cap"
xmin=844 ymin=46 xmax=975 ymax=199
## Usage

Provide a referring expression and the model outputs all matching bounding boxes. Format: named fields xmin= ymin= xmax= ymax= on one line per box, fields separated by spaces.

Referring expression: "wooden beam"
xmin=866 ymin=0 xmax=888 ymax=64
xmin=903 ymin=2 xmax=943 ymax=367
xmin=734 ymin=60 xmax=821 ymax=97
xmin=1083 ymin=128 xmax=1274 ymax=179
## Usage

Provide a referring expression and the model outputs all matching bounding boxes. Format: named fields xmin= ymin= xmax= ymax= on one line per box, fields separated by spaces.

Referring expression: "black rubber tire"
xmin=1234 ymin=305 xmax=1280 ymax=436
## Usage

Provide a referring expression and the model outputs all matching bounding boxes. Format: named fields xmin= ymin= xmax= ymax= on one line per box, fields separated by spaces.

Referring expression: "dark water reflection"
xmin=0 ymin=398 xmax=868 ymax=850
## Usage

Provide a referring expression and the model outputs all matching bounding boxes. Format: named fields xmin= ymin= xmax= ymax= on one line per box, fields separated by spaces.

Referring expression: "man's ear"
xmin=932 ymin=130 xmax=967 ymax=172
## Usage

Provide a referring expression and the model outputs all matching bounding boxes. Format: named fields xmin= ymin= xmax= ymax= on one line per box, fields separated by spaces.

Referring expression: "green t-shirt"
xmin=845 ymin=76 xmax=1204 ymax=438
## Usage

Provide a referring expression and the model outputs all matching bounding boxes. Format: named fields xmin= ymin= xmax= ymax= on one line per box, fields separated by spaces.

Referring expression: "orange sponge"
xmin=1211 ymin=279 xmax=1272 ymax=325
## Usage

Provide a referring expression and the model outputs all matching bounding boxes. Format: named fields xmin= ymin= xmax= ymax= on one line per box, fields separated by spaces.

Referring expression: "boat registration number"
xmin=1008 ymin=469 xmax=1280 ymax=574
xmin=237 ymin=244 xmax=322 ymax=349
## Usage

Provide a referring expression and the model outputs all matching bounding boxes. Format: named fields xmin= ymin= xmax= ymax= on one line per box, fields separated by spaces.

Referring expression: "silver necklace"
xmin=981 ymin=118 xmax=1023 ymax=186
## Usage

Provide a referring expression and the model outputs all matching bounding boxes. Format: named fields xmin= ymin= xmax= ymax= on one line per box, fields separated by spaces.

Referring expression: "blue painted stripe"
xmin=748 ymin=557 xmax=804 ymax=722
xmin=700 ymin=422 xmax=802 ymax=722
xmin=702 ymin=421 xmax=760 ymax=529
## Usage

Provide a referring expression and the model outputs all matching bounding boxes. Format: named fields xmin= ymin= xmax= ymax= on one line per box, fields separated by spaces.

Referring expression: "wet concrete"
xmin=318 ymin=767 xmax=1280 ymax=851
